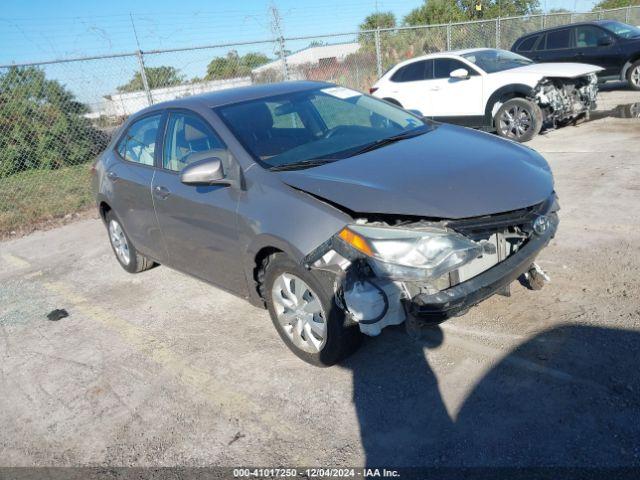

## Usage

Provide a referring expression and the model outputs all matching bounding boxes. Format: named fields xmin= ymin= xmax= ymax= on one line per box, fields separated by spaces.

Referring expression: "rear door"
xmin=532 ymin=28 xmax=574 ymax=63
xmin=108 ymin=113 xmax=165 ymax=261
xmin=151 ymin=109 xmax=246 ymax=294
xmin=573 ymin=25 xmax=621 ymax=76
xmin=427 ymin=58 xmax=484 ymax=117
xmin=385 ymin=59 xmax=435 ymax=115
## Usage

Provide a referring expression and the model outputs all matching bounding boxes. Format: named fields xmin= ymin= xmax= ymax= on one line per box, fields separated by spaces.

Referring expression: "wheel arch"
xmin=245 ymin=236 xmax=306 ymax=307
xmin=622 ymin=56 xmax=640 ymax=80
xmin=485 ymin=84 xmax=536 ymax=127
xmin=98 ymin=200 xmax=112 ymax=224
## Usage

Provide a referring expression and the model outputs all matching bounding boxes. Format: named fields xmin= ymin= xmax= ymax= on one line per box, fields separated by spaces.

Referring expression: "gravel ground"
xmin=1 ymin=85 xmax=639 ymax=469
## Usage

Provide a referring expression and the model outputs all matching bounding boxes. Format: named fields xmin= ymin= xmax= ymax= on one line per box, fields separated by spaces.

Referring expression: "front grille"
xmin=445 ymin=194 xmax=555 ymax=239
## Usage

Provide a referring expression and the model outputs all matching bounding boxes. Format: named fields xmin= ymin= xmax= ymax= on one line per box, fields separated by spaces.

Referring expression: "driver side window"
xmin=163 ymin=112 xmax=226 ymax=172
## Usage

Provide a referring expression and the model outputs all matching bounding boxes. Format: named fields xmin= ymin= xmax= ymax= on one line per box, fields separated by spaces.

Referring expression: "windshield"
xmin=462 ymin=49 xmax=533 ymax=73
xmin=600 ymin=21 xmax=640 ymax=39
xmin=216 ymin=87 xmax=430 ymax=170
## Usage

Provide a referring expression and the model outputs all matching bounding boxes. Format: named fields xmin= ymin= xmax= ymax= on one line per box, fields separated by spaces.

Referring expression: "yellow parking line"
xmin=42 ymin=280 xmax=304 ymax=457
xmin=1 ymin=252 xmax=31 ymax=269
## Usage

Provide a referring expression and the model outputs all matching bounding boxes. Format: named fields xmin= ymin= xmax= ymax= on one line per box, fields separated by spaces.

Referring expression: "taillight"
xmin=369 ymin=87 xmax=378 ymax=94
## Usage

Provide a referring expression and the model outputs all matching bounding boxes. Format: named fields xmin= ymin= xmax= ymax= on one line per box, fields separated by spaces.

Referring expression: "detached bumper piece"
xmin=409 ymin=212 xmax=558 ymax=322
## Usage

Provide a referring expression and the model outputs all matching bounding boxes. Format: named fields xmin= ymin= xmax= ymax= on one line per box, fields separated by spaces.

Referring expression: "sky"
xmin=0 ymin=0 xmax=599 ymax=109
xmin=1 ymin=0 xmax=599 ymax=65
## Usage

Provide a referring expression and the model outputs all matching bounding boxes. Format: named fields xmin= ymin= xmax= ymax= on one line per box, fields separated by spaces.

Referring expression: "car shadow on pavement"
xmin=599 ymin=81 xmax=634 ymax=92
xmin=342 ymin=323 xmax=640 ymax=468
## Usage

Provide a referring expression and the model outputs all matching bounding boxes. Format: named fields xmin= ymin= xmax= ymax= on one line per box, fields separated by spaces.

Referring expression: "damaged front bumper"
xmin=304 ymin=195 xmax=559 ymax=336
xmin=534 ymin=73 xmax=599 ymax=125
xmin=409 ymin=211 xmax=558 ymax=322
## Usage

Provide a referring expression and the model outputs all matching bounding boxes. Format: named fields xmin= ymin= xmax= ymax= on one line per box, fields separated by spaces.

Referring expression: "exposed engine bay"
xmin=304 ymin=199 xmax=557 ymax=336
xmin=533 ymin=73 xmax=599 ymax=126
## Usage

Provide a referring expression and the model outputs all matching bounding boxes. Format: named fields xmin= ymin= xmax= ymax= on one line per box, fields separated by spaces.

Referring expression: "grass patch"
xmin=0 ymin=164 xmax=93 ymax=235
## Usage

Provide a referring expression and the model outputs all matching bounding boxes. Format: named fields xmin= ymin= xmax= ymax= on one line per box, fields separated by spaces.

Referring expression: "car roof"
xmin=518 ymin=20 xmax=616 ymax=38
xmin=390 ymin=48 xmax=494 ymax=68
xmin=135 ymin=80 xmax=331 ymax=115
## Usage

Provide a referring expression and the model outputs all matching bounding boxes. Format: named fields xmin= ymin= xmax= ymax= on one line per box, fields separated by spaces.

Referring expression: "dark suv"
xmin=511 ymin=20 xmax=640 ymax=90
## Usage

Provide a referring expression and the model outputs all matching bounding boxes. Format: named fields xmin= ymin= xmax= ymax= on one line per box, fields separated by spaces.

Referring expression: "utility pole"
xmin=269 ymin=3 xmax=289 ymax=81
xmin=130 ymin=13 xmax=153 ymax=105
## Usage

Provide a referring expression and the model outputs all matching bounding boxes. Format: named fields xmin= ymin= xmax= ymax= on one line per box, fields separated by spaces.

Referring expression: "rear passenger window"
xmin=433 ymin=58 xmax=475 ymax=79
xmin=390 ymin=60 xmax=433 ymax=82
xmin=517 ymin=35 xmax=539 ymax=52
xmin=116 ymin=114 xmax=161 ymax=166
xmin=546 ymin=28 xmax=572 ymax=49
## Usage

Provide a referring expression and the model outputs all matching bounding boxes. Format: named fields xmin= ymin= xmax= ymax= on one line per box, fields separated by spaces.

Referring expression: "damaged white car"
xmin=370 ymin=48 xmax=603 ymax=142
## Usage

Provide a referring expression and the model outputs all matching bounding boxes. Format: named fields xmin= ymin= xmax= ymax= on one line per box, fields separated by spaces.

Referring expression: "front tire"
xmin=263 ymin=253 xmax=362 ymax=367
xmin=105 ymin=211 xmax=155 ymax=273
xmin=627 ymin=60 xmax=640 ymax=91
xmin=495 ymin=98 xmax=543 ymax=143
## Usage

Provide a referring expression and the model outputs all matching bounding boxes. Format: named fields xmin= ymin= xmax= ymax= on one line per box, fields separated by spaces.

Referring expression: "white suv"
xmin=371 ymin=48 xmax=603 ymax=142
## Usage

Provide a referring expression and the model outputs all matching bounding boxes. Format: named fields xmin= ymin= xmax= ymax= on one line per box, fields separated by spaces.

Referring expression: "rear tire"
xmin=494 ymin=98 xmax=543 ymax=143
xmin=105 ymin=211 xmax=155 ymax=274
xmin=263 ymin=253 xmax=362 ymax=367
xmin=627 ymin=60 xmax=640 ymax=91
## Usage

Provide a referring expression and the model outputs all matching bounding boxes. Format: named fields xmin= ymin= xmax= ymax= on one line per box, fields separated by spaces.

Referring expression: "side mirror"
xmin=407 ymin=109 xmax=424 ymax=117
xmin=598 ymin=36 xmax=613 ymax=46
xmin=450 ymin=68 xmax=470 ymax=80
xmin=180 ymin=156 xmax=226 ymax=186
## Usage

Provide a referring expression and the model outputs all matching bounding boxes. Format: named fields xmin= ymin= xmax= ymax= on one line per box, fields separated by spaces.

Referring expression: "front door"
xmin=573 ymin=25 xmax=622 ymax=77
xmin=428 ymin=58 xmax=484 ymax=117
xmin=152 ymin=110 xmax=246 ymax=294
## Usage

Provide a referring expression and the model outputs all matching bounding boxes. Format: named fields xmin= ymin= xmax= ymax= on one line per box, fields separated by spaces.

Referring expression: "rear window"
xmin=390 ymin=60 xmax=433 ymax=82
xmin=546 ymin=28 xmax=572 ymax=49
xmin=517 ymin=35 xmax=539 ymax=52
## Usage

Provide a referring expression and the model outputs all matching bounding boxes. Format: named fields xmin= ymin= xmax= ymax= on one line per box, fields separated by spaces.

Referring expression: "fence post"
xmin=495 ymin=18 xmax=501 ymax=49
xmin=374 ymin=28 xmax=383 ymax=78
xmin=626 ymin=6 xmax=631 ymax=23
xmin=446 ymin=23 xmax=451 ymax=51
xmin=276 ymin=36 xmax=289 ymax=81
xmin=136 ymin=50 xmax=153 ymax=106
xmin=542 ymin=14 xmax=546 ymax=29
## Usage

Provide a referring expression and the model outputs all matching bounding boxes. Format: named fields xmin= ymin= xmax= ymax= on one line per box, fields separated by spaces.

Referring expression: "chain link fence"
xmin=1 ymin=5 xmax=638 ymax=235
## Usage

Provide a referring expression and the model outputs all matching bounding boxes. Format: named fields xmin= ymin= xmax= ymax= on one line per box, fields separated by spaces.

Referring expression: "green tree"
xmin=117 ymin=66 xmax=184 ymax=93
xmin=359 ymin=11 xmax=397 ymax=30
xmin=404 ymin=0 xmax=464 ymax=25
xmin=403 ymin=0 xmax=540 ymax=25
xmin=0 ymin=66 xmax=108 ymax=176
xmin=593 ymin=0 xmax=640 ymax=9
xmin=205 ymin=51 xmax=270 ymax=80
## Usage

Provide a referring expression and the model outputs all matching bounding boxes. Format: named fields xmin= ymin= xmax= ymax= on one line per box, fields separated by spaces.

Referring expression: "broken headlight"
xmin=335 ymin=224 xmax=483 ymax=281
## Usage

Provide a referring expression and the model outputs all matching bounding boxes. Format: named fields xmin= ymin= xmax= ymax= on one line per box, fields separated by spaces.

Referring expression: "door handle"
xmin=153 ymin=185 xmax=171 ymax=199
xmin=106 ymin=171 xmax=118 ymax=181
xmin=429 ymin=86 xmax=441 ymax=91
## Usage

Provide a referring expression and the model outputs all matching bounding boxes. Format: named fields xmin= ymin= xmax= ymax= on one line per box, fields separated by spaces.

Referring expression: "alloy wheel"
xmin=631 ymin=66 xmax=640 ymax=88
xmin=271 ymin=273 xmax=327 ymax=353
xmin=499 ymin=104 xmax=532 ymax=140
xmin=109 ymin=219 xmax=131 ymax=265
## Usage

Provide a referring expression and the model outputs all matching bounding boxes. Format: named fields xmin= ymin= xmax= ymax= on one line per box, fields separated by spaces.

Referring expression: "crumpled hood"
xmin=277 ymin=124 xmax=554 ymax=219
xmin=508 ymin=62 xmax=604 ymax=78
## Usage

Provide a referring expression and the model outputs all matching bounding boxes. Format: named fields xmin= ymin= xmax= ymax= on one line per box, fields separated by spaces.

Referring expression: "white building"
xmin=252 ymin=42 xmax=361 ymax=77
xmin=94 ymin=76 xmax=252 ymax=118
